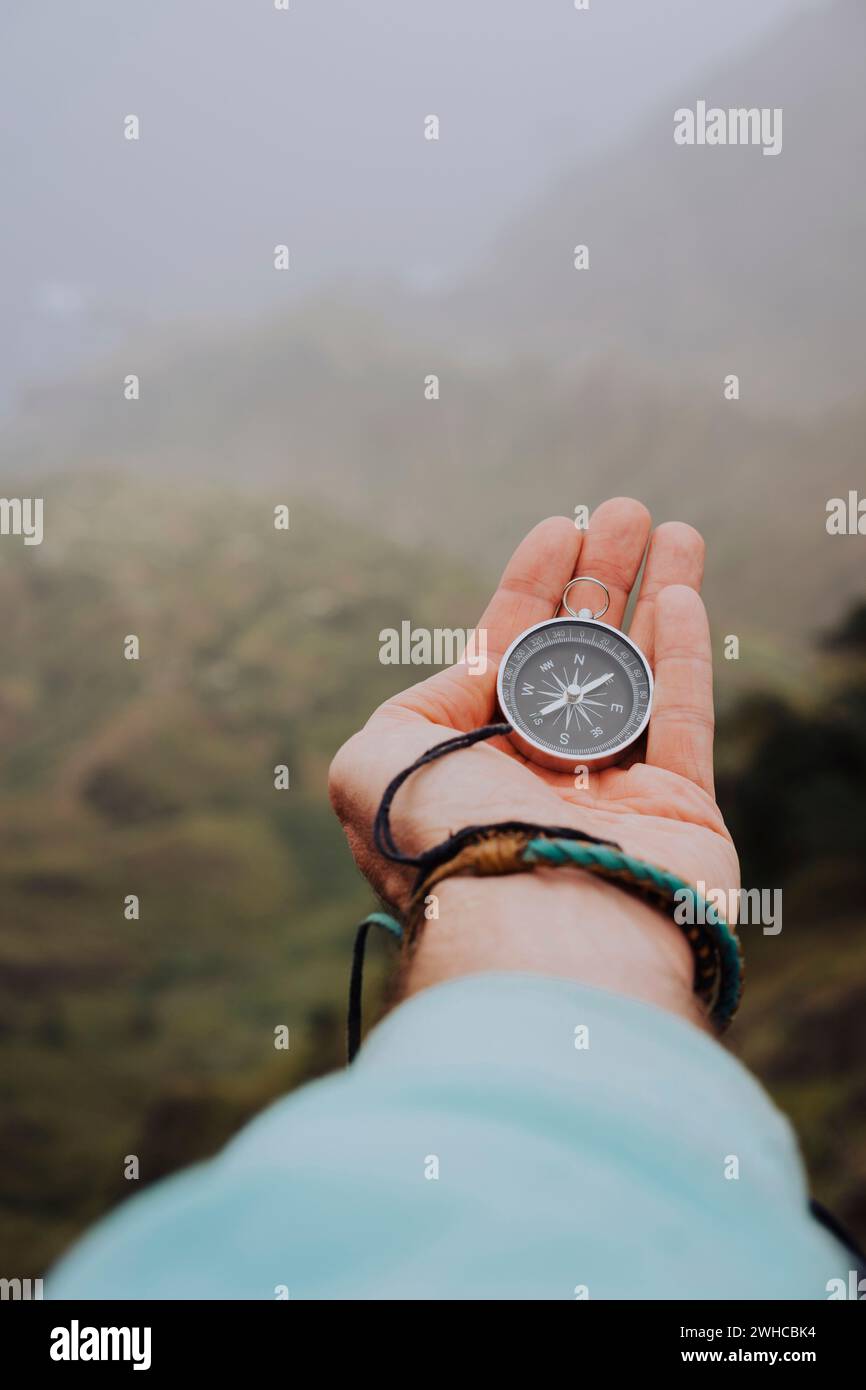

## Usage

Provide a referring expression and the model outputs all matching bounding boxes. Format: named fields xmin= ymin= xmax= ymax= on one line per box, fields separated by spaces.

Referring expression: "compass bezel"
xmin=496 ymin=615 xmax=654 ymax=770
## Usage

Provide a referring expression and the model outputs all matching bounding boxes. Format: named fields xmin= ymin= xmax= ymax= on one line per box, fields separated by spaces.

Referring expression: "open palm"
xmin=330 ymin=499 xmax=739 ymax=917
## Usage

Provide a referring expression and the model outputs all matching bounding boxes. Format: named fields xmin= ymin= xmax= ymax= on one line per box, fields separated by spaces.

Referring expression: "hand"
xmin=330 ymin=498 xmax=738 ymax=915
xmin=329 ymin=499 xmax=739 ymax=1025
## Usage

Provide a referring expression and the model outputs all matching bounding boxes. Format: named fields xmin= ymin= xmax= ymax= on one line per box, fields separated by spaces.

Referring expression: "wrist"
xmin=402 ymin=867 xmax=707 ymax=1029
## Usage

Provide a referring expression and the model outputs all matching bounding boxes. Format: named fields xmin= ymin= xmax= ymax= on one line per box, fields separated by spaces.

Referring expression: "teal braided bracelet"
xmin=521 ymin=835 xmax=743 ymax=1027
xmin=347 ymin=833 xmax=743 ymax=1062
xmin=348 ymin=726 xmax=744 ymax=1060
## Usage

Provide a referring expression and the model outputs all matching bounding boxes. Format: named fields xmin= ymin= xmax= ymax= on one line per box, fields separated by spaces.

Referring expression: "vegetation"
xmin=1 ymin=476 xmax=864 ymax=1273
xmin=0 ymin=477 xmax=484 ymax=1272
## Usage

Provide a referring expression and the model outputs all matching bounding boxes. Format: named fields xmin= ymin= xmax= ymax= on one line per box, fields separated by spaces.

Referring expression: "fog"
xmin=2 ymin=0 xmax=809 ymax=402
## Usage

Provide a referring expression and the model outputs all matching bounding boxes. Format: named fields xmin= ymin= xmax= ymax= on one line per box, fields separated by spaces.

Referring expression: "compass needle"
xmin=538 ymin=696 xmax=568 ymax=716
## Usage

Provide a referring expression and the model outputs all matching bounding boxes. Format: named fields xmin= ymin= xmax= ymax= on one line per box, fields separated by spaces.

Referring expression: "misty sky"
xmin=1 ymin=0 xmax=820 ymax=405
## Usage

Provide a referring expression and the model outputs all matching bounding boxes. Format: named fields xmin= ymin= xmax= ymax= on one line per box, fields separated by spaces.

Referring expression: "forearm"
xmin=401 ymin=868 xmax=708 ymax=1030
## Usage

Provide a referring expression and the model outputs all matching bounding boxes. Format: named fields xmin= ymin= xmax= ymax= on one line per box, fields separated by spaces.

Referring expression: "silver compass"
xmin=496 ymin=577 xmax=653 ymax=770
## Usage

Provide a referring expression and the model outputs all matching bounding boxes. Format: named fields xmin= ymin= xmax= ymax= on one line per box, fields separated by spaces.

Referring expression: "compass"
xmin=496 ymin=577 xmax=653 ymax=771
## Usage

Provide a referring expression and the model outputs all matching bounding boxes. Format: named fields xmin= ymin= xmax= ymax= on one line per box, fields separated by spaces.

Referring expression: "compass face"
xmin=497 ymin=618 xmax=653 ymax=766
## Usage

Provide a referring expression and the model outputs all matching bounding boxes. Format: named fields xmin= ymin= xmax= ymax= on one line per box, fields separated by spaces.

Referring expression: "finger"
xmin=629 ymin=521 xmax=705 ymax=665
xmin=569 ymin=497 xmax=652 ymax=630
xmin=645 ymin=585 xmax=715 ymax=795
xmin=477 ymin=515 xmax=583 ymax=661
xmin=389 ymin=515 xmax=582 ymax=730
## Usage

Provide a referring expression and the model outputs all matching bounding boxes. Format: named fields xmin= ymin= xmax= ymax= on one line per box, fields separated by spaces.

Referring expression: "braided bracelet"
xmin=346 ymin=728 xmax=744 ymax=1062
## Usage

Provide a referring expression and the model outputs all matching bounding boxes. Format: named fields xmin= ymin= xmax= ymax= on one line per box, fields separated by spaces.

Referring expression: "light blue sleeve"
xmin=47 ymin=973 xmax=850 ymax=1299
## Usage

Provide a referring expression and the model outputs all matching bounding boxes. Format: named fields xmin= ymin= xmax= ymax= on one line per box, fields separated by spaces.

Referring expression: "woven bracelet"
xmin=347 ymin=826 xmax=743 ymax=1061
xmin=346 ymin=725 xmax=744 ymax=1061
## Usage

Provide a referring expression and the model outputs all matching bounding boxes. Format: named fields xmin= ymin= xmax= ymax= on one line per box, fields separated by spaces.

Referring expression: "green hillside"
xmin=1 ymin=476 xmax=865 ymax=1273
xmin=0 ymin=476 xmax=486 ymax=1272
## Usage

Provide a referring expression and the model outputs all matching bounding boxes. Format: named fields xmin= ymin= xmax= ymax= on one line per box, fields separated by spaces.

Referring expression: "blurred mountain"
xmin=4 ymin=290 xmax=864 ymax=665
xmin=0 ymin=0 xmax=798 ymax=405
xmin=447 ymin=0 xmax=866 ymax=414
xmin=3 ymin=4 xmax=864 ymax=658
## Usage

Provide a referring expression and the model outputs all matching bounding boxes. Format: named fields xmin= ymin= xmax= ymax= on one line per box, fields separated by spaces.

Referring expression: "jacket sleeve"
xmin=48 ymin=972 xmax=850 ymax=1299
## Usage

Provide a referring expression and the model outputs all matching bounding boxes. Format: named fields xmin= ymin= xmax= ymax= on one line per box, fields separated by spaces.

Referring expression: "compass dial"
xmin=497 ymin=618 xmax=653 ymax=768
